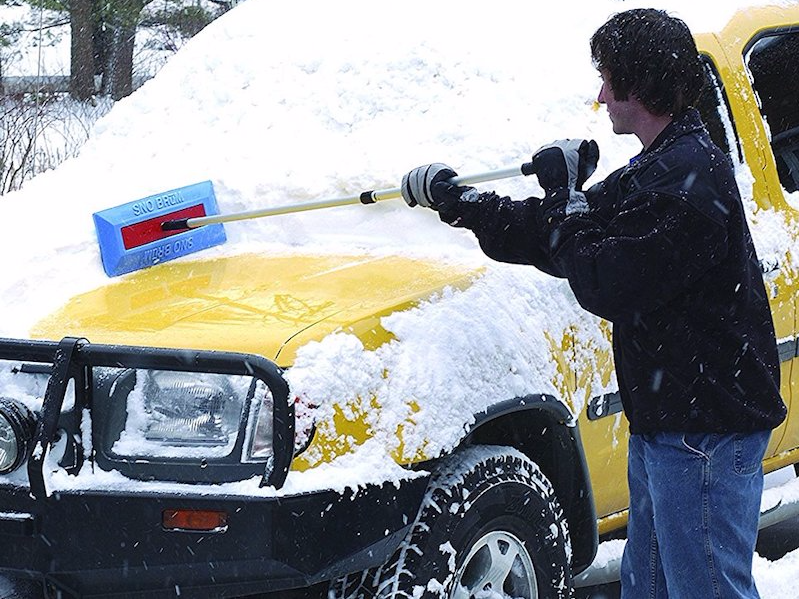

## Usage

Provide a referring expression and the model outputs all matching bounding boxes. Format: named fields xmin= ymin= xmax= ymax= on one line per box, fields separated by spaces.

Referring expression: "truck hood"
xmin=31 ymin=253 xmax=480 ymax=365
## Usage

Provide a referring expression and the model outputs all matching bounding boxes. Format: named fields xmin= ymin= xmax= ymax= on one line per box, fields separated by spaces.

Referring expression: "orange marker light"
xmin=162 ymin=509 xmax=228 ymax=532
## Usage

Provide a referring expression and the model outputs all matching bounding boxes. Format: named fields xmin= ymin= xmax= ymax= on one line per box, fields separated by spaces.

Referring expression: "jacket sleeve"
xmin=439 ymin=191 xmax=565 ymax=277
xmin=547 ymin=185 xmax=730 ymax=323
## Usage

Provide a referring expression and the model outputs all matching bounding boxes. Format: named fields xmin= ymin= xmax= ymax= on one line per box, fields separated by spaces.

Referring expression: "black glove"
xmin=530 ymin=139 xmax=599 ymax=219
xmin=401 ymin=163 xmax=477 ymax=211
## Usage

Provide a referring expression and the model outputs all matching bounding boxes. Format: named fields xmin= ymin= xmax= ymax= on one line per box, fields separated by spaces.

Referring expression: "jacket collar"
xmin=627 ymin=108 xmax=705 ymax=170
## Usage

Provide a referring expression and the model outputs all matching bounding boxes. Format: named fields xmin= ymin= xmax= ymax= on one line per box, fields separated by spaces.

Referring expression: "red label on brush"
xmin=121 ymin=204 xmax=207 ymax=249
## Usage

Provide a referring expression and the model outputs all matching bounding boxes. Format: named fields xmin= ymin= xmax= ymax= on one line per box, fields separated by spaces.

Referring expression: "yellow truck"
xmin=1 ymin=5 xmax=798 ymax=598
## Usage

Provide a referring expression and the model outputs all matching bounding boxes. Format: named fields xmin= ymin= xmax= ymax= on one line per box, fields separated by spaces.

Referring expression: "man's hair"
xmin=590 ymin=9 xmax=704 ymax=116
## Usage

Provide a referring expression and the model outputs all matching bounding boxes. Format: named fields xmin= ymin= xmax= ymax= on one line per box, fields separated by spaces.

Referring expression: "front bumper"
xmin=0 ymin=475 xmax=428 ymax=598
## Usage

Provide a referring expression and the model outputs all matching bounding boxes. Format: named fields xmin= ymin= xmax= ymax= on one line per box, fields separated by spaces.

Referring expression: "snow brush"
xmin=94 ymin=162 xmax=535 ymax=277
xmin=161 ymin=161 xmax=537 ymax=232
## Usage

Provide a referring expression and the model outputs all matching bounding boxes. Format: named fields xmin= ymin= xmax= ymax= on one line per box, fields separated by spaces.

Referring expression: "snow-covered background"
xmin=2 ymin=0 xmax=799 ymax=593
xmin=0 ymin=0 xmax=195 ymax=80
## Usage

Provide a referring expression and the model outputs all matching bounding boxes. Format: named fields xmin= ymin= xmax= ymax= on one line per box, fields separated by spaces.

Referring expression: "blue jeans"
xmin=621 ymin=431 xmax=769 ymax=599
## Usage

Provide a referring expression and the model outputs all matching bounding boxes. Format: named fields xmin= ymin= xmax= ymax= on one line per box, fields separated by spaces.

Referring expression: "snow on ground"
xmin=756 ymin=546 xmax=799 ymax=597
xmin=3 ymin=0 xmax=799 ymax=592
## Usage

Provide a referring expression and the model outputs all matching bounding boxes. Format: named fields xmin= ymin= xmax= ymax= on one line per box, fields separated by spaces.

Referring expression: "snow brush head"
xmin=93 ymin=181 xmax=226 ymax=277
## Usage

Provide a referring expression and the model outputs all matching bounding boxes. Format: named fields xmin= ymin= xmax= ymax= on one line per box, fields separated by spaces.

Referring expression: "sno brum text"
xmin=130 ymin=192 xmax=184 ymax=216
xmin=143 ymin=237 xmax=195 ymax=261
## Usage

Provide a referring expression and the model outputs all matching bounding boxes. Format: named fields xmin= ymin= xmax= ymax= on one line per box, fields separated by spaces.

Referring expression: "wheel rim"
xmin=451 ymin=530 xmax=538 ymax=599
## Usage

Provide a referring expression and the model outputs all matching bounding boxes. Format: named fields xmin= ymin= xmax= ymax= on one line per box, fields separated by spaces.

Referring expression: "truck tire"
xmin=334 ymin=445 xmax=572 ymax=599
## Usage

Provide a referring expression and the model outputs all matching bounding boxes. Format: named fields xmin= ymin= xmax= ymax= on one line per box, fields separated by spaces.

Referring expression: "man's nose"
xmin=597 ymin=82 xmax=607 ymax=104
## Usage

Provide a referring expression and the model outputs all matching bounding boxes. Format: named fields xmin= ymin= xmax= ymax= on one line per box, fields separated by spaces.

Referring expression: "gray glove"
xmin=531 ymin=139 xmax=599 ymax=215
xmin=402 ymin=163 xmax=463 ymax=208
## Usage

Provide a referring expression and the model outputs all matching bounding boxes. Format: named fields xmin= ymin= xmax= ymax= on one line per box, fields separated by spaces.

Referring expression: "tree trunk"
xmin=106 ymin=24 xmax=136 ymax=100
xmin=70 ymin=0 xmax=96 ymax=100
xmin=104 ymin=0 xmax=147 ymax=100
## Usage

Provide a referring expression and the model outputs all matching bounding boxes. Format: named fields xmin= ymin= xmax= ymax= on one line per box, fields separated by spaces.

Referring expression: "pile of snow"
xmin=2 ymin=0 xmax=793 ymax=334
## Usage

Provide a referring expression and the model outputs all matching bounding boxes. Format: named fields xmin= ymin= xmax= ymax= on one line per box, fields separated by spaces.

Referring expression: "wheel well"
xmin=461 ymin=397 xmax=598 ymax=574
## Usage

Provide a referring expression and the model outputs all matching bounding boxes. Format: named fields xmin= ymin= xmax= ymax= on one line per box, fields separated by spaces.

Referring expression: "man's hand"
xmin=530 ymin=139 xmax=599 ymax=195
xmin=531 ymin=139 xmax=599 ymax=219
xmin=401 ymin=163 xmax=477 ymax=210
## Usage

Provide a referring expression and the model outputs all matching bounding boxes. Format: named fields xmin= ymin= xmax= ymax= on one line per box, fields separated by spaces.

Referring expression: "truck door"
xmin=742 ymin=28 xmax=799 ymax=455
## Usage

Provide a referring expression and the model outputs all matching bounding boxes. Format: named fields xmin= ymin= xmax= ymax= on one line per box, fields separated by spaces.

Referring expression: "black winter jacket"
xmin=444 ymin=109 xmax=786 ymax=434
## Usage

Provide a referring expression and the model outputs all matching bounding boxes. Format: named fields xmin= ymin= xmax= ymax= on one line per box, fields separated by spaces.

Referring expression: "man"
xmin=400 ymin=8 xmax=786 ymax=599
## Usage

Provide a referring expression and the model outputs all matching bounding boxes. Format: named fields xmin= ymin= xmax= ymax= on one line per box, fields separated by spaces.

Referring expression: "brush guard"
xmin=0 ymin=337 xmax=294 ymax=498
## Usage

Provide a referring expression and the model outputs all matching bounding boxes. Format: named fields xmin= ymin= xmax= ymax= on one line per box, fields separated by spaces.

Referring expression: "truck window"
xmin=695 ymin=57 xmax=739 ymax=161
xmin=746 ymin=31 xmax=799 ymax=193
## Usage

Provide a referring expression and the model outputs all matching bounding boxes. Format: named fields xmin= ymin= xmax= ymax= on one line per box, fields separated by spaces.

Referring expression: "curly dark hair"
xmin=590 ymin=9 xmax=704 ymax=116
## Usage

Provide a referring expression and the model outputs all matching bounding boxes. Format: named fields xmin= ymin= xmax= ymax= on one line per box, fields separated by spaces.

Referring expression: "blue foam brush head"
xmin=93 ymin=181 xmax=227 ymax=277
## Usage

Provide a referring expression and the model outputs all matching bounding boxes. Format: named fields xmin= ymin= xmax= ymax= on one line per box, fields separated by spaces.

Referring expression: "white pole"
xmin=167 ymin=163 xmax=532 ymax=230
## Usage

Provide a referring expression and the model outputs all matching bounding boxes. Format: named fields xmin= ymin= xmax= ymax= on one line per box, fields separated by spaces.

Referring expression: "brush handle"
xmin=162 ymin=161 xmax=536 ymax=231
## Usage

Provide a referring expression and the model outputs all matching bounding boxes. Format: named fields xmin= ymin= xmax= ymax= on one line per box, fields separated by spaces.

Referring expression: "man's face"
xmin=597 ymin=71 xmax=650 ymax=137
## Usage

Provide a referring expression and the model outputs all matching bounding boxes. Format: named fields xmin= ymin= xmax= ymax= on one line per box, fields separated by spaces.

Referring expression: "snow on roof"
xmin=0 ymin=0 xmax=788 ymax=335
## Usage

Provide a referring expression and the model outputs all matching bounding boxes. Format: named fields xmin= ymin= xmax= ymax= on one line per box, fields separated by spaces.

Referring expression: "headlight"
xmin=112 ymin=370 xmax=251 ymax=460
xmin=0 ymin=398 xmax=37 ymax=474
